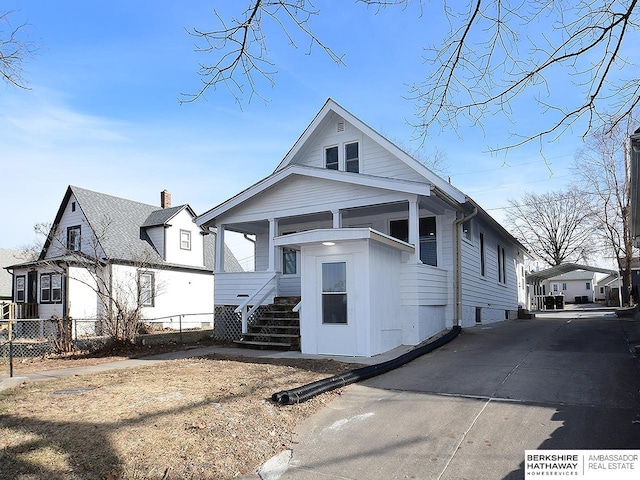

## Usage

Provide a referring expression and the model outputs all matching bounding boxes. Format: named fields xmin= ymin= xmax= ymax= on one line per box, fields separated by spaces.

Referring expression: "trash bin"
xmin=581 ymin=295 xmax=589 ymax=304
xmin=544 ymin=296 xmax=555 ymax=310
xmin=575 ymin=296 xmax=582 ymax=304
xmin=555 ymin=296 xmax=564 ymax=309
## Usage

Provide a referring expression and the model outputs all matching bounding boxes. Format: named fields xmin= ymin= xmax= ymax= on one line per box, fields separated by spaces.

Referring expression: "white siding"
xmin=214 ymin=271 xmax=277 ymax=306
xmin=146 ymin=226 xmax=165 ymax=259
xmin=164 ymin=209 xmax=205 ymax=267
xmin=67 ymin=266 xmax=98 ymax=319
xmin=459 ymin=217 xmax=520 ymax=327
xmin=217 ymin=176 xmax=415 ymax=225
xmin=45 ymin=193 xmax=106 ymax=260
xmin=290 ymin=113 xmax=424 ymax=182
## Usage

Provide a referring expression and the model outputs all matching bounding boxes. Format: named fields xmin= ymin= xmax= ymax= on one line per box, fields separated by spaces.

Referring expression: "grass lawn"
xmin=0 ymin=354 xmax=356 ymax=479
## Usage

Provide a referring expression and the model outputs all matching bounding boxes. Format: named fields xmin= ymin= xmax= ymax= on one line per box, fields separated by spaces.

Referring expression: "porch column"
xmin=332 ymin=209 xmax=342 ymax=228
xmin=215 ymin=225 xmax=225 ymax=273
xmin=408 ymin=197 xmax=420 ymax=263
xmin=268 ymin=218 xmax=278 ymax=271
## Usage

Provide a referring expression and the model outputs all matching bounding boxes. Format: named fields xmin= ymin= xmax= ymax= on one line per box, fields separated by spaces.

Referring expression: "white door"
xmin=316 ymin=256 xmax=357 ymax=356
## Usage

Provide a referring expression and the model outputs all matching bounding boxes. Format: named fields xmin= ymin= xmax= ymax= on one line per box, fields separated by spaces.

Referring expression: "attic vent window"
xmin=337 ymin=121 xmax=345 ymax=132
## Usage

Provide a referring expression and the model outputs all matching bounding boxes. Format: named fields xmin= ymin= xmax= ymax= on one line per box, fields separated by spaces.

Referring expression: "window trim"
xmin=15 ymin=275 xmax=25 ymax=302
xmin=139 ymin=271 xmax=155 ymax=307
xmin=40 ymin=273 xmax=63 ymax=304
xmin=325 ymin=145 xmax=339 ymax=170
xmin=321 ymin=261 xmax=348 ymax=325
xmin=497 ymin=244 xmax=507 ymax=285
xmin=67 ymin=225 xmax=81 ymax=252
xmin=345 ymin=141 xmax=359 ymax=173
xmin=180 ymin=229 xmax=192 ymax=251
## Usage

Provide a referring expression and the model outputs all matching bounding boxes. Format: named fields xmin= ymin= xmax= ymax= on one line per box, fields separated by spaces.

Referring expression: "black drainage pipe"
xmin=272 ymin=325 xmax=462 ymax=405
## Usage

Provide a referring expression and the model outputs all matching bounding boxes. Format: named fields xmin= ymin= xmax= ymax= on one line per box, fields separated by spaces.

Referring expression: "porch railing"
xmin=1 ymin=302 xmax=38 ymax=320
xmin=234 ymin=272 xmax=279 ymax=334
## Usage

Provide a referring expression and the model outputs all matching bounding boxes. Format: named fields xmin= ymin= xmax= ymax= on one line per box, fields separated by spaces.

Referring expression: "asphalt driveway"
xmin=273 ymin=311 xmax=640 ymax=480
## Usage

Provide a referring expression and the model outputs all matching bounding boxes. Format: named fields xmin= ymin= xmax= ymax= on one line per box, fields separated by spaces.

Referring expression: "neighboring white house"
xmin=7 ymin=186 xmax=241 ymax=330
xmin=546 ymin=270 xmax=598 ymax=303
xmin=196 ymin=99 xmax=529 ymax=357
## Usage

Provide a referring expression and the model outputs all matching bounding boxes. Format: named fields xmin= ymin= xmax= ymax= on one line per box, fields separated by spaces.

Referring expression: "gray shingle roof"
xmin=0 ymin=249 xmax=25 ymax=298
xmin=70 ymin=186 xmax=167 ymax=263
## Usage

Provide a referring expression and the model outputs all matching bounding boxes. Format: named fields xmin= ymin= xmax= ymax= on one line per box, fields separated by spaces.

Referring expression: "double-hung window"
xmin=325 ymin=146 xmax=339 ymax=170
xmin=325 ymin=142 xmax=360 ymax=172
xmin=283 ymin=248 xmax=297 ymax=275
xmin=40 ymin=273 xmax=62 ymax=303
xmin=322 ymin=262 xmax=347 ymax=324
xmin=67 ymin=226 xmax=81 ymax=252
xmin=15 ymin=276 xmax=25 ymax=302
xmin=180 ymin=230 xmax=191 ymax=250
xmin=345 ymin=142 xmax=359 ymax=173
xmin=139 ymin=272 xmax=154 ymax=307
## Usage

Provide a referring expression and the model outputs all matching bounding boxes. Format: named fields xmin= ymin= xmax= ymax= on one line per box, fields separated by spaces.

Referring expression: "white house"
xmin=197 ymin=99 xmax=529 ymax=357
xmin=546 ymin=270 xmax=598 ymax=303
xmin=7 ymin=186 xmax=241 ymax=332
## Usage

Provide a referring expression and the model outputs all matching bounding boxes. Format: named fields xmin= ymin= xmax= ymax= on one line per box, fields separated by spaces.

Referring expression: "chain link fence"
xmin=1 ymin=307 xmax=273 ymax=377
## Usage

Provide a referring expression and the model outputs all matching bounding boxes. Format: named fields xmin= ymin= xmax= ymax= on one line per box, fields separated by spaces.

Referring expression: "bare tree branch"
xmin=180 ymin=1 xmax=345 ymax=105
xmin=0 ymin=10 xmax=36 ymax=90
xmin=191 ymin=1 xmax=640 ymax=150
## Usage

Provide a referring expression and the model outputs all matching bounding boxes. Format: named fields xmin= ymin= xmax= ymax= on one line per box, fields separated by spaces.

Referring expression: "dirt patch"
xmin=0 ymin=351 xmax=362 ymax=479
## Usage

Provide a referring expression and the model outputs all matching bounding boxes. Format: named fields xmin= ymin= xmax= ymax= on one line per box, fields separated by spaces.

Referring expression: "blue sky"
xmin=1 ymin=1 xmax=584 ymax=259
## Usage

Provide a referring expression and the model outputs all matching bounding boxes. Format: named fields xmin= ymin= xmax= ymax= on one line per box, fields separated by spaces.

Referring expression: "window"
xmin=15 ymin=276 xmax=25 ymax=302
xmin=40 ymin=273 xmax=62 ymax=303
xmin=325 ymin=146 xmax=338 ymax=170
xmin=419 ymin=217 xmax=437 ymax=266
xmin=322 ymin=262 xmax=347 ymax=324
xmin=180 ymin=230 xmax=191 ymax=250
xmin=462 ymin=220 xmax=472 ymax=241
xmin=139 ymin=272 xmax=154 ymax=307
xmin=71 ymin=202 xmax=76 ymax=212
xmin=552 ymin=283 xmax=558 ymax=292
xmin=480 ymin=232 xmax=486 ymax=277
xmin=345 ymin=142 xmax=359 ymax=173
xmin=389 ymin=217 xmax=438 ymax=266
xmin=67 ymin=226 xmax=81 ymax=252
xmin=585 ymin=282 xmax=591 ymax=290
xmin=283 ymin=248 xmax=297 ymax=275
xmin=497 ymin=245 xmax=506 ymax=284
xmin=562 ymin=283 xmax=567 ymax=290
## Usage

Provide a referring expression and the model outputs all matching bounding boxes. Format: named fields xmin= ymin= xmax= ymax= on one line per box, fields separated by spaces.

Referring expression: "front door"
xmin=316 ymin=256 xmax=357 ymax=356
xmin=27 ymin=271 xmax=37 ymax=304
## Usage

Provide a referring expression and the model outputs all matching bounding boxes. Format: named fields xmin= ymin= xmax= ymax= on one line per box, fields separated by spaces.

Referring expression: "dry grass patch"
xmin=0 ymin=355 xmax=358 ymax=479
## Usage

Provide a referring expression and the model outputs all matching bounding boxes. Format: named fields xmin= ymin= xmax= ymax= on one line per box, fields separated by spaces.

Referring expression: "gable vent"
xmin=337 ymin=121 xmax=345 ymax=132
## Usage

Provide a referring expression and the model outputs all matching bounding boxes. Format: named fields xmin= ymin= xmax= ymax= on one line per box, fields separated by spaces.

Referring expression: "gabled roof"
xmin=275 ymin=98 xmax=466 ymax=203
xmin=40 ymin=186 xmax=194 ymax=266
xmin=141 ymin=205 xmax=196 ymax=228
xmin=197 ymin=164 xmax=433 ymax=226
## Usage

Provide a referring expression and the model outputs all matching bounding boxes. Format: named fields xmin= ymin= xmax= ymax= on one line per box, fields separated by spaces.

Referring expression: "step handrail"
xmin=234 ymin=273 xmax=278 ymax=334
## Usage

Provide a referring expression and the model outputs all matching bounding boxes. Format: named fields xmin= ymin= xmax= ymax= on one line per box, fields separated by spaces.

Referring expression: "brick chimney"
xmin=160 ymin=189 xmax=171 ymax=209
